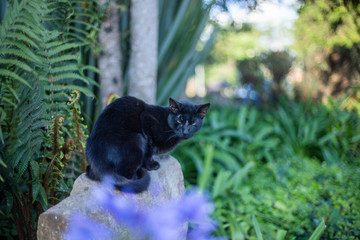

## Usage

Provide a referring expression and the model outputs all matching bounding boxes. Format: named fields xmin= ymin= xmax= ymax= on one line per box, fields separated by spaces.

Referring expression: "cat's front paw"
xmin=145 ymin=160 xmax=160 ymax=170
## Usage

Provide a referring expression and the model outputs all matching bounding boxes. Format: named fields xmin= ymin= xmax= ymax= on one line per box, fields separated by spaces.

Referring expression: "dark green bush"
xmin=172 ymin=98 xmax=360 ymax=239
xmin=0 ymin=1 xmax=103 ymax=239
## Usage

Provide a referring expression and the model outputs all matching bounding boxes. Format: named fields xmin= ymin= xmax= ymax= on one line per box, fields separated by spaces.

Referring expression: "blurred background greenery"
xmin=0 ymin=0 xmax=359 ymax=239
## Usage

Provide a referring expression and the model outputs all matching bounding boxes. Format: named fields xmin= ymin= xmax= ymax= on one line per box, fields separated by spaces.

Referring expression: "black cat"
xmin=85 ymin=96 xmax=210 ymax=193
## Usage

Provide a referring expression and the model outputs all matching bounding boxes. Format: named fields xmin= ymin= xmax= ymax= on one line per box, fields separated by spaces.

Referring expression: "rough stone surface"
xmin=37 ymin=155 xmax=186 ymax=240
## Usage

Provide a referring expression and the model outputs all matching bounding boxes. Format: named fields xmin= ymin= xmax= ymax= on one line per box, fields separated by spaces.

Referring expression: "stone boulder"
xmin=37 ymin=155 xmax=186 ymax=240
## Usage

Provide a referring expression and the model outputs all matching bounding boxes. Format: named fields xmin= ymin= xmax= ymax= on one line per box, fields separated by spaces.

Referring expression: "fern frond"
xmin=12 ymin=147 xmax=28 ymax=170
xmin=0 ymin=0 xmax=101 ymax=238
xmin=10 ymin=24 xmax=42 ymax=43
xmin=0 ymin=48 xmax=42 ymax=65
xmin=0 ymin=59 xmax=33 ymax=72
xmin=42 ymin=31 xmax=63 ymax=45
xmin=0 ymin=70 xmax=32 ymax=88
xmin=4 ymin=32 xmax=39 ymax=49
xmin=17 ymin=152 xmax=31 ymax=177
xmin=51 ymin=65 xmax=79 ymax=74
xmin=32 ymin=179 xmax=41 ymax=203
xmin=46 ymin=43 xmax=83 ymax=57
xmin=52 ymin=73 xmax=89 ymax=85
xmin=69 ymin=19 xmax=100 ymax=31
xmin=48 ymin=55 xmax=79 ymax=65
xmin=30 ymin=133 xmax=43 ymax=149
xmin=44 ymin=84 xmax=95 ymax=98
xmin=2 ymin=41 xmax=42 ymax=62
xmin=1 ymin=97 xmax=17 ymax=107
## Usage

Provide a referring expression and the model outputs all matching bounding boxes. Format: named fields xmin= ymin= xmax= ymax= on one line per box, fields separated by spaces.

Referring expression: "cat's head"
xmin=167 ymin=98 xmax=210 ymax=139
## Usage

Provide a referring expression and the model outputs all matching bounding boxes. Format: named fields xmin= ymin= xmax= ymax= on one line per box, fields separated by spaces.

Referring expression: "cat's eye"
xmin=191 ymin=122 xmax=196 ymax=126
xmin=177 ymin=119 xmax=182 ymax=124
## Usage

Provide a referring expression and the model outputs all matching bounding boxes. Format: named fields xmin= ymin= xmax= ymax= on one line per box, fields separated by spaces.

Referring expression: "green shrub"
xmin=172 ymin=98 xmax=360 ymax=239
xmin=0 ymin=1 xmax=103 ymax=239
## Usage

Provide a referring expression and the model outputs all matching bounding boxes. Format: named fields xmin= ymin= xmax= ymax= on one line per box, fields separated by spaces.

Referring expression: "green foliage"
xmin=67 ymin=90 xmax=88 ymax=173
xmin=116 ymin=0 xmax=217 ymax=105
xmin=262 ymin=50 xmax=294 ymax=84
xmin=156 ymin=0 xmax=217 ymax=104
xmin=293 ymin=0 xmax=360 ymax=101
xmin=0 ymin=0 xmax=102 ymax=239
xmin=205 ymin=24 xmax=262 ymax=85
xmin=236 ymin=57 xmax=264 ymax=88
xmin=210 ymin=24 xmax=262 ymax=63
xmin=172 ymin=99 xmax=360 ymax=239
xmin=294 ymin=0 xmax=360 ymax=56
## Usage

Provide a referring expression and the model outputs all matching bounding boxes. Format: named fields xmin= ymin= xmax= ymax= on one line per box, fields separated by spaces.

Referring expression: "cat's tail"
xmin=112 ymin=168 xmax=150 ymax=193
xmin=86 ymin=165 xmax=150 ymax=193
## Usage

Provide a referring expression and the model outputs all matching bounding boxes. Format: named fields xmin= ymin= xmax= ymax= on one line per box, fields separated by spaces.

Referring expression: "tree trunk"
xmin=98 ymin=1 xmax=123 ymax=109
xmin=128 ymin=0 xmax=158 ymax=104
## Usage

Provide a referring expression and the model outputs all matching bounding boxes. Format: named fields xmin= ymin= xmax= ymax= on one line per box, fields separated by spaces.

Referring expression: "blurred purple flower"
xmin=178 ymin=190 xmax=217 ymax=240
xmin=63 ymin=212 xmax=112 ymax=240
xmin=144 ymin=201 xmax=185 ymax=240
xmin=92 ymin=178 xmax=144 ymax=231
xmin=65 ymin=176 xmax=217 ymax=240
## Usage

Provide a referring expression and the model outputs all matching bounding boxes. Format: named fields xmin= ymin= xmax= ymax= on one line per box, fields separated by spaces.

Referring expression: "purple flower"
xmin=179 ymin=190 xmax=214 ymax=222
xmin=63 ymin=212 xmax=112 ymax=240
xmin=144 ymin=201 xmax=185 ymax=240
xmin=92 ymin=179 xmax=143 ymax=230
xmin=66 ymin=177 xmax=217 ymax=240
xmin=178 ymin=190 xmax=217 ymax=240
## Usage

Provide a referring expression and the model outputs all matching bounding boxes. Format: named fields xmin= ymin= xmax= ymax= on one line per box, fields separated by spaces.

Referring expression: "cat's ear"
xmin=169 ymin=98 xmax=180 ymax=114
xmin=197 ymin=103 xmax=210 ymax=119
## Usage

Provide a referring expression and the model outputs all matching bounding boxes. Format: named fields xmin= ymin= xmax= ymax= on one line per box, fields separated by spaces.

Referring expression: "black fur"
xmin=85 ymin=96 xmax=210 ymax=193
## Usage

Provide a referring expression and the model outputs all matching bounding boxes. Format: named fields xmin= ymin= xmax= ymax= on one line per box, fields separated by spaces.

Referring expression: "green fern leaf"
xmin=0 ymin=48 xmax=41 ymax=65
xmin=38 ymin=185 xmax=48 ymax=210
xmin=30 ymin=161 xmax=40 ymax=180
xmin=65 ymin=33 xmax=91 ymax=44
xmin=5 ymin=32 xmax=39 ymax=49
xmin=44 ymin=92 xmax=68 ymax=101
xmin=53 ymin=73 xmax=89 ymax=85
xmin=0 ymin=59 xmax=33 ymax=72
xmin=69 ymin=19 xmax=100 ymax=31
xmin=17 ymin=150 xmax=33 ymax=177
xmin=0 ymin=70 xmax=32 ymax=88
xmin=1 ymin=96 xmax=18 ymax=107
xmin=17 ymin=15 xmax=41 ymax=31
xmin=2 ymin=83 xmax=20 ymax=102
xmin=80 ymin=65 xmax=101 ymax=75
xmin=27 ymin=1 xmax=45 ymax=13
xmin=22 ymin=104 xmax=46 ymax=123
xmin=30 ymin=134 xmax=43 ymax=149
xmin=3 ymin=41 xmax=42 ymax=62
xmin=12 ymin=147 xmax=28 ymax=170
xmin=13 ymin=23 xmax=42 ymax=42
xmin=47 ymin=43 xmax=83 ymax=56
xmin=51 ymin=65 xmax=79 ymax=74
xmin=68 ymin=26 xmax=93 ymax=36
xmin=42 ymin=32 xmax=63 ymax=46
xmin=49 ymin=55 xmax=79 ymax=65
xmin=45 ymin=84 xmax=95 ymax=98
xmin=32 ymin=179 xmax=41 ymax=203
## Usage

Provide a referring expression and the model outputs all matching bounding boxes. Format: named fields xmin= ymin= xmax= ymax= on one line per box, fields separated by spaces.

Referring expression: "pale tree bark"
xmin=128 ymin=0 xmax=158 ymax=104
xmin=98 ymin=1 xmax=123 ymax=109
